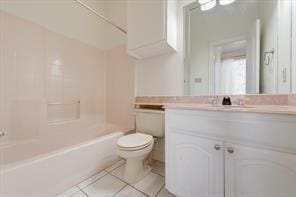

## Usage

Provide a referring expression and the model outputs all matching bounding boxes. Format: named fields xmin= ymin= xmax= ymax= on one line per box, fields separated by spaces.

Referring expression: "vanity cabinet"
xmin=225 ymin=143 xmax=296 ymax=197
xmin=127 ymin=0 xmax=177 ymax=59
xmin=166 ymin=132 xmax=224 ymax=197
xmin=166 ymin=109 xmax=296 ymax=197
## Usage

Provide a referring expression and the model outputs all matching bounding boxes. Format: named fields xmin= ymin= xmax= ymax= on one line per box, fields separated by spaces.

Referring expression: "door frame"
xmin=208 ymin=36 xmax=247 ymax=95
xmin=292 ymin=0 xmax=296 ymax=93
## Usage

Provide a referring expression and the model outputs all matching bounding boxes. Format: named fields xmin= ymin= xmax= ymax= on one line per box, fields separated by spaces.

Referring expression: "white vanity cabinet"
xmin=127 ymin=0 xmax=177 ymax=59
xmin=166 ymin=132 xmax=224 ymax=197
xmin=225 ymin=143 xmax=296 ymax=197
xmin=165 ymin=109 xmax=296 ymax=197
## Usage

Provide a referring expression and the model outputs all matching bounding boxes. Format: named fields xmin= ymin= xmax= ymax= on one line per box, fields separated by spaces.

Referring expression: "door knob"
xmin=214 ymin=144 xmax=221 ymax=150
xmin=227 ymin=147 xmax=234 ymax=154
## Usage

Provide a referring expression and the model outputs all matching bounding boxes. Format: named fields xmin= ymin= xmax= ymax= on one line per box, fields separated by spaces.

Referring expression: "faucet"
xmin=222 ymin=97 xmax=232 ymax=105
xmin=208 ymin=97 xmax=218 ymax=105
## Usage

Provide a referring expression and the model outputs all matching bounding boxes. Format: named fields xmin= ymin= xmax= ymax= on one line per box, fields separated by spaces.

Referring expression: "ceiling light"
xmin=200 ymin=0 xmax=216 ymax=11
xmin=219 ymin=0 xmax=236 ymax=5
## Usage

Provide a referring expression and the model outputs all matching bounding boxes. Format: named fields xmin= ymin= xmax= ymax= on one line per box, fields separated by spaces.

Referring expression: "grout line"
xmin=107 ymin=160 xmax=126 ymax=173
xmin=127 ymin=184 xmax=149 ymax=197
xmin=108 ymin=172 xmax=148 ymax=197
xmin=111 ymin=184 xmax=128 ymax=197
xmin=155 ymin=184 xmax=165 ymax=197
xmin=76 ymin=171 xmax=109 ymax=190
xmin=151 ymin=170 xmax=165 ymax=178
xmin=79 ymin=188 xmax=89 ymax=197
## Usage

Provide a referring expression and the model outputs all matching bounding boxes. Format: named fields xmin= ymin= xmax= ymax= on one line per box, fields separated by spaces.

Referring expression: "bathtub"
xmin=0 ymin=125 xmax=126 ymax=197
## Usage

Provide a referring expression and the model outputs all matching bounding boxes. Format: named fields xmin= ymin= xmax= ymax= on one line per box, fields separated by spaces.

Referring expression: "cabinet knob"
xmin=214 ymin=144 xmax=221 ymax=150
xmin=227 ymin=147 xmax=234 ymax=154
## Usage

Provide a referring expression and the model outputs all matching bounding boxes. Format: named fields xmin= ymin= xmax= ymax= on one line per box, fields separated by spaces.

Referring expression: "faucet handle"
xmin=237 ymin=98 xmax=245 ymax=106
xmin=237 ymin=97 xmax=249 ymax=106
xmin=208 ymin=97 xmax=218 ymax=105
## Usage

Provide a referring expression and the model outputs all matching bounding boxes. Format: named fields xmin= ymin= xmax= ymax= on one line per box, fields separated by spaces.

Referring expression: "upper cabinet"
xmin=127 ymin=0 xmax=177 ymax=59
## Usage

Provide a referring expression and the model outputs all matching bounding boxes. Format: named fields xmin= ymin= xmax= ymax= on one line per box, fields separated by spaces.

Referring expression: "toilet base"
xmin=124 ymin=157 xmax=151 ymax=184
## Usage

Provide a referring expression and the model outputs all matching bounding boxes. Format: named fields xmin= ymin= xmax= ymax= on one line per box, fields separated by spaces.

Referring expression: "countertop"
xmin=164 ymin=103 xmax=296 ymax=115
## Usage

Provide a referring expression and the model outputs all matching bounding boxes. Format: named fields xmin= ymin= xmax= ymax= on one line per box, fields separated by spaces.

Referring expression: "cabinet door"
xmin=225 ymin=143 xmax=296 ymax=197
xmin=166 ymin=131 xmax=224 ymax=197
xmin=127 ymin=0 xmax=165 ymax=50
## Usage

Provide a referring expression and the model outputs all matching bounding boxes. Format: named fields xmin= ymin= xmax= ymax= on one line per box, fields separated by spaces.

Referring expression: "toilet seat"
xmin=117 ymin=133 xmax=153 ymax=151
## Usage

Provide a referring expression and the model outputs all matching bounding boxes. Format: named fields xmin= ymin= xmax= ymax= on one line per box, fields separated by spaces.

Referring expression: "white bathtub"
xmin=0 ymin=125 xmax=125 ymax=197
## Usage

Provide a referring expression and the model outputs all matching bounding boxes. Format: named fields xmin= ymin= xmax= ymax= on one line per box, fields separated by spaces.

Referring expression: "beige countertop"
xmin=164 ymin=103 xmax=296 ymax=115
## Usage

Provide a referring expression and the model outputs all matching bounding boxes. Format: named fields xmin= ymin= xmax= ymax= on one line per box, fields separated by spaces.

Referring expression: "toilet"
xmin=117 ymin=109 xmax=164 ymax=183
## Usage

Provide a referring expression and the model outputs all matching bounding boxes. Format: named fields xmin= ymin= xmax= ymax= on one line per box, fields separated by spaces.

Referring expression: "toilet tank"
xmin=135 ymin=109 xmax=165 ymax=137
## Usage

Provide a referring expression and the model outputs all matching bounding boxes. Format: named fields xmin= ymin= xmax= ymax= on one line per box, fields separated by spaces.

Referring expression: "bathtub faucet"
xmin=0 ymin=131 xmax=5 ymax=137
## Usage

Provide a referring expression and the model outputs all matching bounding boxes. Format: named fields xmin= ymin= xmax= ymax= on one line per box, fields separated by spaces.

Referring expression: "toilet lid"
xmin=117 ymin=133 xmax=153 ymax=149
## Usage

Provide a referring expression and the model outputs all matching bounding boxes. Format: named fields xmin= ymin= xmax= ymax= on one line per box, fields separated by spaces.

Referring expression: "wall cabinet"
xmin=127 ymin=0 xmax=177 ymax=59
xmin=166 ymin=109 xmax=296 ymax=197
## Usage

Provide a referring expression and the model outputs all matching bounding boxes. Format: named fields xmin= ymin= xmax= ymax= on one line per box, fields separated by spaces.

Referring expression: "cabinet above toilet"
xmin=127 ymin=0 xmax=177 ymax=59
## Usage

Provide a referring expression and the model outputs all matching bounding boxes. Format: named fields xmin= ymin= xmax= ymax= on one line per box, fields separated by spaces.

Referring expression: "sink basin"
xmin=209 ymin=105 xmax=255 ymax=110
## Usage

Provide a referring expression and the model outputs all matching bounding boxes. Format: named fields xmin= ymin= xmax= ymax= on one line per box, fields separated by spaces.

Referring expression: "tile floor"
xmin=57 ymin=160 xmax=174 ymax=197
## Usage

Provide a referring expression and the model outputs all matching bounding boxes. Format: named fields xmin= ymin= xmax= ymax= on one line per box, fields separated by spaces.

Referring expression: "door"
xmin=225 ymin=143 xmax=296 ymax=197
xmin=166 ymin=131 xmax=224 ymax=197
xmin=291 ymin=0 xmax=296 ymax=93
xmin=278 ymin=0 xmax=292 ymax=93
xmin=246 ymin=19 xmax=260 ymax=94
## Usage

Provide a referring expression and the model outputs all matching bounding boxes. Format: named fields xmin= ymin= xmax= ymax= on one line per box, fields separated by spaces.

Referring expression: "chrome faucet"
xmin=209 ymin=97 xmax=218 ymax=105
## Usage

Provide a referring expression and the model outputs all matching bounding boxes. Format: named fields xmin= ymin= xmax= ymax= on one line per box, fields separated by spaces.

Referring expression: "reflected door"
xmin=246 ymin=19 xmax=260 ymax=94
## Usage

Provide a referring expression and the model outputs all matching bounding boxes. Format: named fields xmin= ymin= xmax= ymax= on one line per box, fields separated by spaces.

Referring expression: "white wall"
xmin=0 ymin=0 xmax=126 ymax=50
xmin=135 ymin=1 xmax=191 ymax=96
xmin=259 ymin=0 xmax=278 ymax=94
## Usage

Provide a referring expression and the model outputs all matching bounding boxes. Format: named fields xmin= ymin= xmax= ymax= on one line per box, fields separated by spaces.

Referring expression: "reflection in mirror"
xmin=185 ymin=0 xmax=293 ymax=96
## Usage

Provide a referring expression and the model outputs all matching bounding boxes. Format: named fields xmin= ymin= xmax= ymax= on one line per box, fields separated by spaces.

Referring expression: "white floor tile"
xmin=105 ymin=159 xmax=126 ymax=172
xmin=152 ymin=161 xmax=165 ymax=177
xmin=78 ymin=170 xmax=107 ymax=189
xmin=57 ymin=186 xmax=80 ymax=197
xmin=115 ymin=185 xmax=147 ymax=197
xmin=82 ymin=174 xmax=126 ymax=197
xmin=70 ymin=191 xmax=87 ymax=197
xmin=157 ymin=187 xmax=175 ymax=197
xmin=110 ymin=164 xmax=125 ymax=181
xmin=133 ymin=172 xmax=165 ymax=197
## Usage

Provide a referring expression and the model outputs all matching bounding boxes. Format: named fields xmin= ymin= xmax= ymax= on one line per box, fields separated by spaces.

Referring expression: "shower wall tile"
xmin=0 ymin=10 xmax=107 ymax=142
xmin=105 ymin=45 xmax=136 ymax=131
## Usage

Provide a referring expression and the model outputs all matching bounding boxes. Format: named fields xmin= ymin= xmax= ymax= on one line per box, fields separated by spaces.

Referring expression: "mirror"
xmin=184 ymin=0 xmax=294 ymax=96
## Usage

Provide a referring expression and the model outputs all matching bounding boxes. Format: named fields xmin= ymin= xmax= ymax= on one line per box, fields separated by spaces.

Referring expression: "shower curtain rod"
xmin=74 ymin=0 xmax=127 ymax=34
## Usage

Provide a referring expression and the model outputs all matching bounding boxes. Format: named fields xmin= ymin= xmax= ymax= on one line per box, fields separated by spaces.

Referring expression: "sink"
xmin=209 ymin=105 xmax=255 ymax=110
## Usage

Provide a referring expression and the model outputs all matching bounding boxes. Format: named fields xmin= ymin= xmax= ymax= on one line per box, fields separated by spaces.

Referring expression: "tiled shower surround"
xmin=0 ymin=10 xmax=134 ymax=145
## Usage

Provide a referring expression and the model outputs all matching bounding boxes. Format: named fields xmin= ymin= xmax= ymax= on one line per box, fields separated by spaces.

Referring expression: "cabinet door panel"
xmin=225 ymin=143 xmax=296 ymax=197
xmin=127 ymin=0 xmax=165 ymax=50
xmin=166 ymin=131 xmax=224 ymax=197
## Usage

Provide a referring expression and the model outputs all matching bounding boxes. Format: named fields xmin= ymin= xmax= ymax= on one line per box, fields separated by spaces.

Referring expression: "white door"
xmin=291 ymin=0 xmax=296 ymax=93
xmin=278 ymin=0 xmax=292 ymax=93
xmin=166 ymin=131 xmax=224 ymax=197
xmin=246 ymin=19 xmax=260 ymax=94
xmin=225 ymin=143 xmax=296 ymax=197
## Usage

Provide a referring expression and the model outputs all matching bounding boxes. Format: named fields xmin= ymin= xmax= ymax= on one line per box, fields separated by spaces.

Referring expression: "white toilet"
xmin=117 ymin=109 xmax=164 ymax=183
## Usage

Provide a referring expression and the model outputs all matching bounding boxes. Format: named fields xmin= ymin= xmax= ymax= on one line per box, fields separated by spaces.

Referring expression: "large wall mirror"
xmin=184 ymin=0 xmax=295 ymax=96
